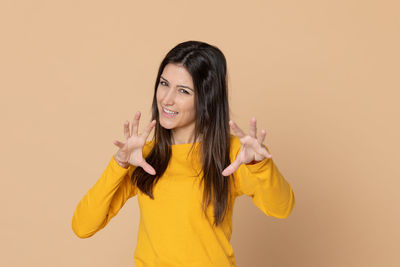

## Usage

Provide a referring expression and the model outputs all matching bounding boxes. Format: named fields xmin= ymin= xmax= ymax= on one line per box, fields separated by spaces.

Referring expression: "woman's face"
xmin=156 ymin=63 xmax=196 ymax=144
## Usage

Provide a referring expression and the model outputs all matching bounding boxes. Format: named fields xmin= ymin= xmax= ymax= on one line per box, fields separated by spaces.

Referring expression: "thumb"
xmin=140 ymin=161 xmax=156 ymax=175
xmin=222 ymin=157 xmax=242 ymax=176
xmin=113 ymin=140 xmax=125 ymax=149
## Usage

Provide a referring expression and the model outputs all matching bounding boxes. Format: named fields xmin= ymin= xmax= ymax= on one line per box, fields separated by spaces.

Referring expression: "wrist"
xmin=247 ymin=160 xmax=260 ymax=165
xmin=113 ymin=155 xmax=129 ymax=169
xmin=246 ymin=157 xmax=269 ymax=165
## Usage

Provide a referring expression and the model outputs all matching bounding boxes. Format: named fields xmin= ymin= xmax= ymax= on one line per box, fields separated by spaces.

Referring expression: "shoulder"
xmin=229 ymin=134 xmax=240 ymax=147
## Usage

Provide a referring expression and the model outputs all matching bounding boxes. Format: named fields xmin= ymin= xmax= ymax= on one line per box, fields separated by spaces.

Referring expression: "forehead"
xmin=161 ymin=63 xmax=193 ymax=87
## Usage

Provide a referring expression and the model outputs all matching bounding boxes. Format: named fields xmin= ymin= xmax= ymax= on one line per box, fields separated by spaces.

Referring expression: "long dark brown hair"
xmin=131 ymin=40 xmax=235 ymax=227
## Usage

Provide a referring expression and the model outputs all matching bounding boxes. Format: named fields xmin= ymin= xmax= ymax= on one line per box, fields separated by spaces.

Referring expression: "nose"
xmin=162 ymin=87 xmax=176 ymax=106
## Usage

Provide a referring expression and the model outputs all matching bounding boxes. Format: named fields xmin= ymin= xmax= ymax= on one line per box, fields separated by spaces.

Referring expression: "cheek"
xmin=190 ymin=103 xmax=196 ymax=115
xmin=156 ymin=88 xmax=163 ymax=102
xmin=177 ymin=98 xmax=194 ymax=113
xmin=186 ymin=101 xmax=196 ymax=117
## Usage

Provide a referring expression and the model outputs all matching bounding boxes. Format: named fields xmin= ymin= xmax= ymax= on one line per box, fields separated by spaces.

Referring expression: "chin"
xmin=159 ymin=119 xmax=175 ymax=130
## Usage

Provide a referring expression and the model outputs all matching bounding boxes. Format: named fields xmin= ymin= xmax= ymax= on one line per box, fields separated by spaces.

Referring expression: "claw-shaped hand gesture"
xmin=222 ymin=118 xmax=272 ymax=177
xmin=113 ymin=111 xmax=157 ymax=175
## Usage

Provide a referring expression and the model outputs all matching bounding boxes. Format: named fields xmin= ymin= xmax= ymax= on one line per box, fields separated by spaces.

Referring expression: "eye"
xmin=179 ymin=88 xmax=190 ymax=95
xmin=160 ymin=81 xmax=168 ymax=86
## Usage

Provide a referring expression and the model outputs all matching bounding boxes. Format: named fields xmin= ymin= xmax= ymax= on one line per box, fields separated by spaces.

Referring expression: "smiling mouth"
xmin=162 ymin=107 xmax=178 ymax=114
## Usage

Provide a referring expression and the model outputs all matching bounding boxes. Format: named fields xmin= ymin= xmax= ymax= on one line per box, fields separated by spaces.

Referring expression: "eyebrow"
xmin=160 ymin=76 xmax=194 ymax=91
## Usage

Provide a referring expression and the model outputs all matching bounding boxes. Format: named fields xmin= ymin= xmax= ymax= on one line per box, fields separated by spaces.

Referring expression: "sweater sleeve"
xmin=71 ymin=156 xmax=138 ymax=238
xmin=231 ymin=136 xmax=295 ymax=219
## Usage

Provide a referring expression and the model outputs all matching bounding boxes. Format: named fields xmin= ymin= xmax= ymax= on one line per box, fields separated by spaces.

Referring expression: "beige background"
xmin=1 ymin=0 xmax=399 ymax=266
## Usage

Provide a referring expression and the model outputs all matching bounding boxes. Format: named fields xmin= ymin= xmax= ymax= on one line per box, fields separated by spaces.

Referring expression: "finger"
xmin=141 ymin=161 xmax=156 ymax=175
xmin=113 ymin=140 xmax=125 ymax=149
xmin=259 ymin=146 xmax=272 ymax=159
xmin=229 ymin=120 xmax=246 ymax=138
xmin=222 ymin=157 xmax=242 ymax=176
xmin=258 ymin=143 xmax=272 ymax=159
xmin=123 ymin=121 xmax=130 ymax=140
xmin=249 ymin=117 xmax=257 ymax=138
xmin=257 ymin=129 xmax=267 ymax=144
xmin=141 ymin=120 xmax=156 ymax=139
xmin=131 ymin=111 xmax=141 ymax=137
xmin=241 ymin=135 xmax=258 ymax=148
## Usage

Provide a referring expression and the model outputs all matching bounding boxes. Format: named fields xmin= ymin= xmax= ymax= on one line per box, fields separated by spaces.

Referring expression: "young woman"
xmin=72 ymin=40 xmax=295 ymax=267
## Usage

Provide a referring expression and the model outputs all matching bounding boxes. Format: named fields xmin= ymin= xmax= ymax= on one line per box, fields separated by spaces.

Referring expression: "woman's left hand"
xmin=222 ymin=117 xmax=272 ymax=177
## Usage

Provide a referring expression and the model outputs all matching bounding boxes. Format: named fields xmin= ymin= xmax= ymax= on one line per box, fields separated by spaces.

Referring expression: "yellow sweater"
xmin=72 ymin=135 xmax=295 ymax=266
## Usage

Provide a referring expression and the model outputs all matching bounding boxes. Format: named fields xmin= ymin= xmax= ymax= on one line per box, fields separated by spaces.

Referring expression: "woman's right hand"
xmin=113 ymin=111 xmax=157 ymax=175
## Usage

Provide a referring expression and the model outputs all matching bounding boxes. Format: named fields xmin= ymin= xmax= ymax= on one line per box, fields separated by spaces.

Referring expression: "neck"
xmin=172 ymin=132 xmax=201 ymax=145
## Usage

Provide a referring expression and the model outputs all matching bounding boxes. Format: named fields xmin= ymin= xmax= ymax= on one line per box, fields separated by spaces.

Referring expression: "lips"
xmin=162 ymin=107 xmax=178 ymax=114
xmin=161 ymin=107 xmax=179 ymax=118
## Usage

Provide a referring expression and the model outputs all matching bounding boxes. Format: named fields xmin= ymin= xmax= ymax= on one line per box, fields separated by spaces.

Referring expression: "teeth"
xmin=163 ymin=107 xmax=178 ymax=114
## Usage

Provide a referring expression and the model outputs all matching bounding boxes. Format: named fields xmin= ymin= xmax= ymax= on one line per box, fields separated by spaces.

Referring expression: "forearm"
xmin=113 ymin=154 xmax=130 ymax=169
xmin=71 ymin=156 xmax=131 ymax=238
xmin=241 ymin=158 xmax=295 ymax=218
